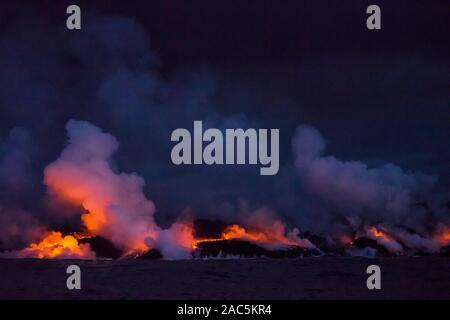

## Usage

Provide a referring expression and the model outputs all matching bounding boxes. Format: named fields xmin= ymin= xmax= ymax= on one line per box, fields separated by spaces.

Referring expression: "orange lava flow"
xmin=222 ymin=224 xmax=296 ymax=246
xmin=193 ymin=223 xmax=308 ymax=249
xmin=18 ymin=231 xmax=95 ymax=259
xmin=339 ymin=235 xmax=354 ymax=246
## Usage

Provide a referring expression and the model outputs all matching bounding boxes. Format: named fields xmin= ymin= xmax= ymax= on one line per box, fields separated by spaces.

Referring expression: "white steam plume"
xmin=43 ymin=120 xmax=192 ymax=258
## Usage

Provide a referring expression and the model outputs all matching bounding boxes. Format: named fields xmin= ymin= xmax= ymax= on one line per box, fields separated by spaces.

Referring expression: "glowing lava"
xmin=18 ymin=231 xmax=95 ymax=259
xmin=193 ymin=223 xmax=314 ymax=250
xmin=339 ymin=235 xmax=354 ymax=246
xmin=366 ymin=226 xmax=403 ymax=254
xmin=434 ymin=225 xmax=450 ymax=246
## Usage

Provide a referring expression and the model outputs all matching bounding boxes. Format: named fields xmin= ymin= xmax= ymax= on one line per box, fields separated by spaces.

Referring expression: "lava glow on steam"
xmin=192 ymin=223 xmax=309 ymax=250
xmin=19 ymin=220 xmax=313 ymax=260
xmin=18 ymin=231 xmax=95 ymax=259
xmin=10 ymin=118 xmax=316 ymax=260
xmin=5 ymin=121 xmax=450 ymax=260
xmin=365 ymin=226 xmax=403 ymax=254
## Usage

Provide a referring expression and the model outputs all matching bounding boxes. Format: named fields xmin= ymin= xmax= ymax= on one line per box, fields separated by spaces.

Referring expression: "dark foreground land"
xmin=0 ymin=257 xmax=448 ymax=299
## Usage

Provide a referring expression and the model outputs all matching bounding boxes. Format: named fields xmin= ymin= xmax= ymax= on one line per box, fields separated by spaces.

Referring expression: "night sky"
xmin=0 ymin=1 xmax=448 ymax=232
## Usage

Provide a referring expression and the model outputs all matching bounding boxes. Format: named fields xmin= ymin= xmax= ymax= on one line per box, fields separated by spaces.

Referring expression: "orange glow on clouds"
xmin=18 ymin=231 xmax=95 ymax=259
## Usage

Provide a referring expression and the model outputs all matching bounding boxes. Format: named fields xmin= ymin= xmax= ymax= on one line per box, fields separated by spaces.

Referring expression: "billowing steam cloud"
xmin=43 ymin=120 xmax=192 ymax=259
xmin=44 ymin=120 xmax=159 ymax=251
xmin=0 ymin=127 xmax=42 ymax=249
xmin=145 ymin=222 xmax=194 ymax=260
xmin=292 ymin=125 xmax=437 ymax=226
xmin=290 ymin=125 xmax=450 ymax=254
xmin=0 ymin=208 xmax=43 ymax=249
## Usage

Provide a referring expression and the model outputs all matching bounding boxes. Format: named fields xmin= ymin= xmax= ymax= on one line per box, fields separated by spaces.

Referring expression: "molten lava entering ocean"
xmin=1 ymin=120 xmax=449 ymax=260
xmin=17 ymin=231 xmax=95 ymax=259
